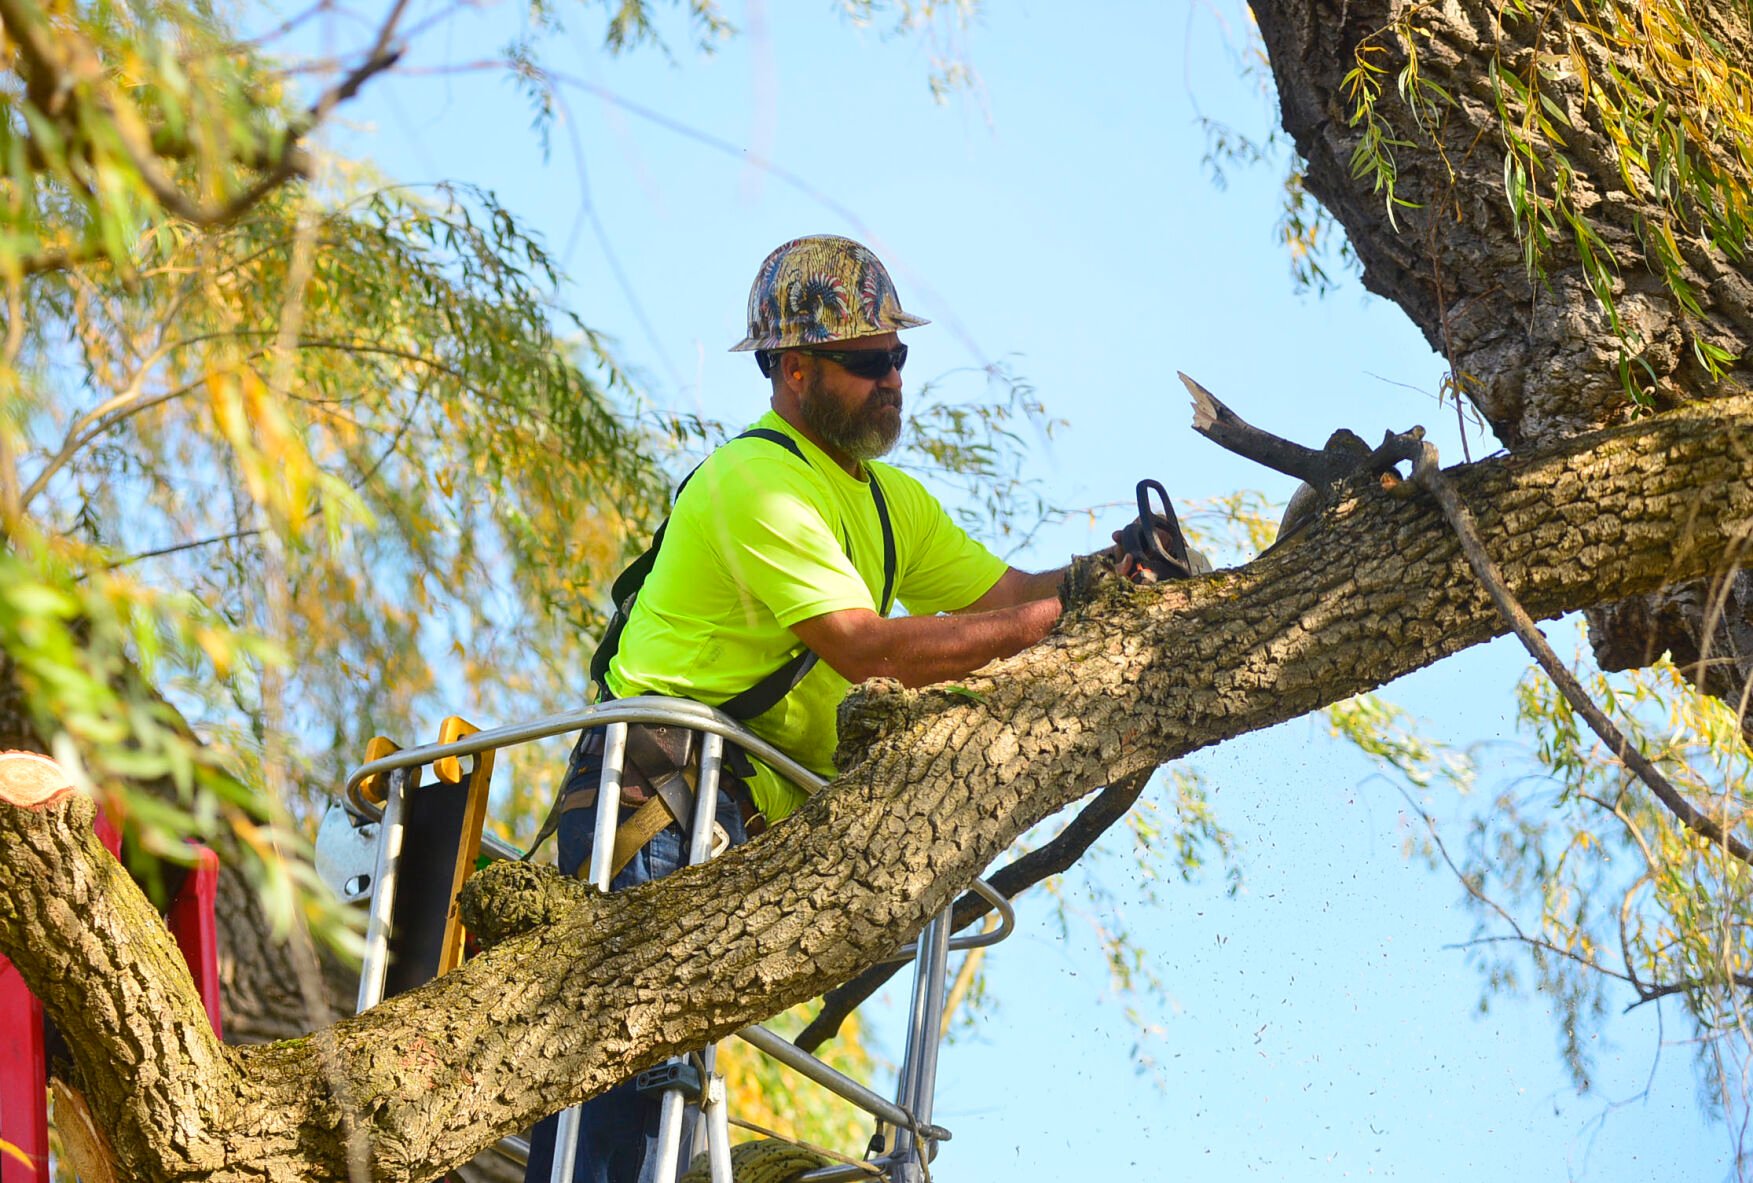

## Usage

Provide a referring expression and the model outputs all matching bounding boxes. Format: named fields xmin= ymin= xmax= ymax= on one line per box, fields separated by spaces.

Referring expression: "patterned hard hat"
xmin=730 ymin=235 xmax=929 ymax=352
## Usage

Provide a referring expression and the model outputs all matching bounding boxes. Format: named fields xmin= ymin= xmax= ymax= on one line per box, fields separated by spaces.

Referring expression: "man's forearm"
xmin=961 ymin=565 xmax=1069 ymax=613
xmin=868 ymin=597 xmax=1060 ymax=687
xmin=1004 ymin=567 xmax=1068 ymax=606
xmin=793 ymin=597 xmax=1061 ymax=689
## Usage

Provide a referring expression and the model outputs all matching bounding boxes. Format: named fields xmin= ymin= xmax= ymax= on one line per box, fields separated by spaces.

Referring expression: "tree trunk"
xmin=0 ymin=657 xmax=519 ymax=1182
xmin=3 ymin=396 xmax=1751 ymax=1182
xmin=1250 ymin=0 xmax=1753 ymax=742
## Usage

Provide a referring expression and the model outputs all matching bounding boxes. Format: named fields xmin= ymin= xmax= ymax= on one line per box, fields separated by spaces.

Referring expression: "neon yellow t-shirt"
xmin=606 ymin=411 xmax=1008 ymax=820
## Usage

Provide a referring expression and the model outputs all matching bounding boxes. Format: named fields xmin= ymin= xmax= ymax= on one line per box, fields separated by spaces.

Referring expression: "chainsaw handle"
xmin=1134 ymin=480 xmax=1173 ymax=565
xmin=1132 ymin=478 xmax=1193 ymax=578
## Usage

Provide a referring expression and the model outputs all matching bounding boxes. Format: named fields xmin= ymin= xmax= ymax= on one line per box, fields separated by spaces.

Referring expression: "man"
xmin=525 ymin=235 xmax=1181 ymax=1183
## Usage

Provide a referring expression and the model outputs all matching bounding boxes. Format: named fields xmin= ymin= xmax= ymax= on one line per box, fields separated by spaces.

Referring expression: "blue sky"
xmin=313 ymin=1 xmax=1728 ymax=1177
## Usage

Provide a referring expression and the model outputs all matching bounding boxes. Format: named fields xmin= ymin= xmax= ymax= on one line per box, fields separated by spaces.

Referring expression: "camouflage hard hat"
xmin=730 ymin=235 xmax=929 ymax=352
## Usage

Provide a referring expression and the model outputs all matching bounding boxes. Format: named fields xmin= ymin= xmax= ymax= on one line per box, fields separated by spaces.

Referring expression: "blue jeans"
xmin=523 ymin=732 xmax=750 ymax=1183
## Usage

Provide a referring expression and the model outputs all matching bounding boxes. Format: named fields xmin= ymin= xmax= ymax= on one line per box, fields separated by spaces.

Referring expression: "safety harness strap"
xmin=604 ymin=770 xmax=697 ymax=879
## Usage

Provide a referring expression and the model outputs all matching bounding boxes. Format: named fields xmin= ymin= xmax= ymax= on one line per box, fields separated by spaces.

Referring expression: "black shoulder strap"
xmin=716 ymin=649 xmax=818 ymax=719
xmin=590 ymin=429 xmax=782 ymax=692
xmin=737 ymin=425 xmax=806 ymax=462
xmin=589 ymin=427 xmax=898 ymax=720
xmin=602 ymin=431 xmax=800 ymax=614
xmin=867 ymin=468 xmax=897 ymax=616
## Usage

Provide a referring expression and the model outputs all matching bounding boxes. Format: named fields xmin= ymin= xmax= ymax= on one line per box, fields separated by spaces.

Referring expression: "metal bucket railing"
xmin=336 ymin=696 xmax=1014 ymax=1183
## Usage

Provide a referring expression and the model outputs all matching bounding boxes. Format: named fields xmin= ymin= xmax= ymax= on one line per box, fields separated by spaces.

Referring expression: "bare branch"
xmin=1179 ymin=372 xmax=1372 ymax=487
xmin=21 ymin=369 xmax=230 ymax=509
xmin=0 ymin=0 xmax=406 ymax=230
xmin=20 ymin=331 xmax=444 ymax=512
xmin=1625 ymin=974 xmax=1753 ymax=1009
xmin=1404 ymin=789 xmax=1639 ymax=988
xmin=12 ymin=243 xmax=109 ymax=278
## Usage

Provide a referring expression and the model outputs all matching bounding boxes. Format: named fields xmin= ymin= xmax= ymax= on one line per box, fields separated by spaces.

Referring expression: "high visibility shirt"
xmin=606 ymin=410 xmax=1008 ymax=820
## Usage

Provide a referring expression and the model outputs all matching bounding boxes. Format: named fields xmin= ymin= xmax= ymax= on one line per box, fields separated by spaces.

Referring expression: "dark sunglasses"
xmin=794 ymin=344 xmax=908 ymax=379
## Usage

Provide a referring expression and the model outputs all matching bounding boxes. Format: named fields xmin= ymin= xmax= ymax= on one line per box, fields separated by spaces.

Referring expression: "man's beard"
xmin=799 ymin=376 xmax=903 ymax=461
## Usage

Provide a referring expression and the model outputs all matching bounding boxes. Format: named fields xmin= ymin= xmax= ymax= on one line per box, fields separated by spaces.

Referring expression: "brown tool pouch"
xmin=544 ymin=725 xmax=767 ymax=871
xmin=557 ymin=723 xmax=695 ymax=813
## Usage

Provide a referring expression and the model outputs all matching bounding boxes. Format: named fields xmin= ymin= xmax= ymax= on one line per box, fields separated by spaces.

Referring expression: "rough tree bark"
xmin=3 ymin=396 xmax=1751 ymax=1182
xmin=1250 ymin=0 xmax=1753 ymax=741
xmin=0 ymin=660 xmax=515 ymax=1182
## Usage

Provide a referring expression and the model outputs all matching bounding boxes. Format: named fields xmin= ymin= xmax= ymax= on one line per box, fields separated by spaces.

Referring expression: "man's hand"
xmin=1110 ymin=522 xmax=1213 ymax=583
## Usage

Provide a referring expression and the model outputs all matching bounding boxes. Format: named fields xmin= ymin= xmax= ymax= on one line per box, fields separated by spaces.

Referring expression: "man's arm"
xmin=789 ymin=596 xmax=1061 ymax=689
xmin=962 ymin=542 xmax=1142 ymax=611
xmin=957 ymin=565 xmax=1068 ymax=613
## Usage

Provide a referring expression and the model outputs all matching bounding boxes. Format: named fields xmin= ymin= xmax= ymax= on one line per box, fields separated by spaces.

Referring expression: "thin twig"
xmin=1624 ymin=972 xmax=1753 ymax=1008
xmin=21 ymin=328 xmax=456 ymax=512
xmin=21 ymin=376 xmax=214 ymax=508
xmin=102 ymin=374 xmax=424 ymax=573
xmin=1403 ymin=786 xmax=1638 ymax=987
xmin=106 ymin=526 xmax=266 ymax=570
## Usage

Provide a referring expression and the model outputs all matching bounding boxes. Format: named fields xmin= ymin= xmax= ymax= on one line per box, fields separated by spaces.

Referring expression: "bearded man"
xmin=525 ymin=234 xmax=1072 ymax=1183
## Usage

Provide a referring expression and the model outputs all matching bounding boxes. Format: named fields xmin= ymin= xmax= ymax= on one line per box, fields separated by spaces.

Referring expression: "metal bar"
xmin=549 ymin=1107 xmax=581 ymax=1183
xmin=474 ymin=826 xmax=523 ymax=863
xmin=881 ymin=877 xmax=1016 ymax=963
xmin=494 ymin=1134 xmax=530 ymax=1167
xmin=344 ymin=697 xmax=826 ymax=822
xmin=703 ymin=1068 xmax=732 ymax=1183
xmin=688 ymin=1068 xmax=710 ymax=1166
xmin=887 ymin=1152 xmax=923 ymax=1183
xmin=890 ymin=908 xmax=956 ymax=1183
xmin=733 ymin=1025 xmax=932 ymax=1135
xmin=355 ymin=766 xmax=412 ymax=1013
xmin=687 ymin=733 xmax=724 ymax=866
xmin=653 ymin=728 xmax=729 ymax=1181
xmin=891 ymin=913 xmax=937 ymax=1120
xmin=588 ymin=722 xmax=628 ymax=893
xmin=905 ymin=911 xmax=954 ymax=1135
xmin=650 ymin=1087 xmax=688 ymax=1183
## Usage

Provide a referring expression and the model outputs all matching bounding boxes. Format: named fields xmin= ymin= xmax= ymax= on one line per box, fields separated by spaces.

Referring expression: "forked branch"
xmin=1181 ymin=375 xmax=1753 ymax=867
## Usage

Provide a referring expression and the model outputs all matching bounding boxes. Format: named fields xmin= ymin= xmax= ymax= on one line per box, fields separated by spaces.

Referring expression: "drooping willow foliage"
xmin=1342 ymin=0 xmax=1751 ymax=401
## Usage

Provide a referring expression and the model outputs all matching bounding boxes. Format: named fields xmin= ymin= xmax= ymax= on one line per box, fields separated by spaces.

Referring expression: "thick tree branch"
xmin=3 ymin=396 xmax=1750 ymax=1182
xmin=793 ymin=768 xmax=1152 ymax=1054
xmin=0 ymin=771 xmax=241 ymax=1180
